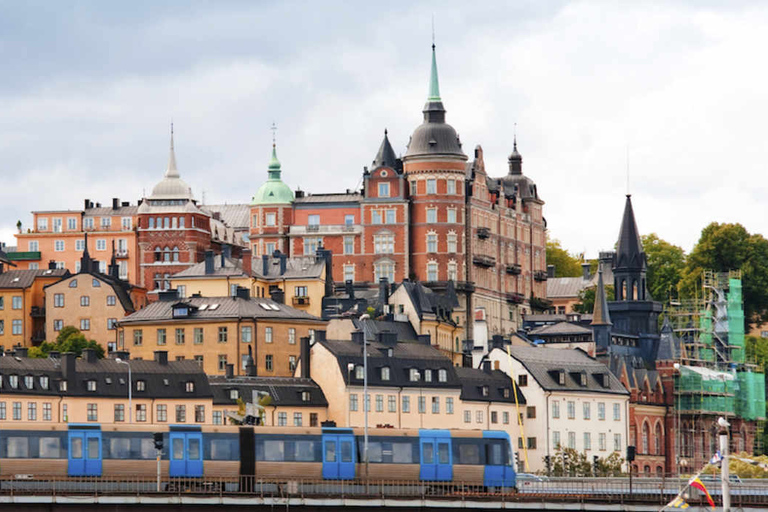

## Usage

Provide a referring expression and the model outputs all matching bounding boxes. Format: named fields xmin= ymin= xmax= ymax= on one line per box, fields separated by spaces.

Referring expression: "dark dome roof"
xmin=405 ymin=101 xmax=465 ymax=159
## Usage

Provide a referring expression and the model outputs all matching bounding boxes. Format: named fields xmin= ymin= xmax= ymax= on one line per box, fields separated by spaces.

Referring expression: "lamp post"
xmin=116 ymin=358 xmax=132 ymax=423
xmin=673 ymin=362 xmax=681 ymax=483
xmin=347 ymin=363 xmax=355 ymax=427
xmin=718 ymin=417 xmax=731 ymax=512
xmin=359 ymin=313 xmax=371 ymax=484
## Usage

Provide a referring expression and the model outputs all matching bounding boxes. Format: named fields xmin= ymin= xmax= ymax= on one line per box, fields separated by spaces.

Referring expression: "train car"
xmin=0 ymin=423 xmax=515 ymax=489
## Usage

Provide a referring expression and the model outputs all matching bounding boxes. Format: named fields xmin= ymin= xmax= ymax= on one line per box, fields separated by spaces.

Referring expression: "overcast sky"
xmin=1 ymin=1 xmax=765 ymax=258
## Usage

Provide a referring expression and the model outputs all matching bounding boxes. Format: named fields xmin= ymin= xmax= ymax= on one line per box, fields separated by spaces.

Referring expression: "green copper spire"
xmin=428 ymin=43 xmax=441 ymax=102
xmin=267 ymin=144 xmax=281 ymax=179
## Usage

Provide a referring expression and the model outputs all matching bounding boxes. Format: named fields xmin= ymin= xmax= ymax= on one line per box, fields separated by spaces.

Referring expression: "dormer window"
xmin=387 ymin=348 xmax=394 ymax=358
xmin=105 ymin=377 xmax=112 ymax=385
xmin=438 ymin=369 xmax=447 ymax=382
xmin=164 ymin=379 xmax=170 ymax=386
xmin=9 ymin=375 xmax=18 ymax=389
xmin=24 ymin=375 xmax=34 ymax=389
xmin=482 ymin=386 xmax=489 ymax=397
xmin=424 ymin=370 xmax=433 ymax=382
xmin=558 ymin=370 xmax=565 ymax=385
xmin=173 ymin=305 xmax=190 ymax=318
xmin=579 ymin=373 xmax=587 ymax=387
xmin=185 ymin=381 xmax=194 ymax=393
xmin=355 ymin=365 xmax=364 ymax=380
xmin=409 ymin=369 xmax=420 ymax=382
xmin=503 ymin=388 xmax=510 ymax=399
xmin=229 ymin=389 xmax=239 ymax=400
xmin=87 ymin=380 xmax=97 ymax=392
xmin=301 ymin=391 xmax=311 ymax=402
xmin=59 ymin=381 xmax=67 ymax=392
xmin=136 ymin=380 xmax=146 ymax=391
xmin=381 ymin=367 xmax=391 ymax=381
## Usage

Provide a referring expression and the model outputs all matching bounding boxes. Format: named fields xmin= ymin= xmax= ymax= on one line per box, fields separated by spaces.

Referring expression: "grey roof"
xmin=547 ymin=277 xmax=590 ymax=298
xmin=0 ymin=354 xmax=211 ymax=398
xmin=83 ymin=205 xmax=139 ymax=217
xmin=529 ymin=321 xmax=593 ymax=336
xmin=171 ymin=256 xmax=247 ymax=279
xmin=352 ymin=318 xmax=419 ymax=343
xmin=119 ymin=296 xmax=322 ymax=324
xmin=294 ymin=193 xmax=362 ymax=205
xmin=253 ymin=255 xmax=325 ymax=281
xmin=405 ymin=101 xmax=466 ymax=159
xmin=321 ymin=339 xmax=460 ymax=389
xmin=0 ymin=269 xmax=69 ymax=289
xmin=455 ymin=367 xmax=526 ymax=405
xmin=209 ymin=376 xmax=328 ymax=407
xmin=655 ymin=317 xmax=681 ymax=361
xmin=615 ymin=195 xmax=645 ymax=270
xmin=504 ymin=346 xmax=628 ymax=395
xmin=203 ymin=204 xmax=250 ymax=230
xmin=398 ymin=281 xmax=458 ymax=323
xmin=372 ymin=130 xmax=398 ymax=170
xmin=591 ymin=269 xmax=612 ymax=326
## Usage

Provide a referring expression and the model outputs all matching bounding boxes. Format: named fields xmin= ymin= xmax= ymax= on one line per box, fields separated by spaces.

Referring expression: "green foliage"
xmin=546 ymin=238 xmax=583 ymax=278
xmin=573 ymin=285 xmax=615 ymax=314
xmin=682 ymin=223 xmax=768 ymax=328
xmin=547 ymin=447 xmax=623 ymax=477
xmin=642 ymin=233 xmax=686 ymax=303
xmin=29 ymin=326 xmax=105 ymax=359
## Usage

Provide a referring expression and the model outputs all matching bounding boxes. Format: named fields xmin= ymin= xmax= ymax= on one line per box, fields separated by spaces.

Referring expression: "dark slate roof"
xmin=352 ymin=318 xmax=419 ymax=343
xmin=0 ymin=354 xmax=211 ymax=398
xmin=119 ymin=296 xmax=322 ymax=324
xmin=84 ymin=205 xmax=139 ymax=217
xmin=504 ymin=346 xmax=628 ymax=395
xmin=398 ymin=281 xmax=459 ymax=323
xmin=655 ymin=317 xmax=681 ymax=361
xmin=372 ymin=130 xmax=398 ymax=170
xmin=0 ymin=268 xmax=69 ymax=289
xmin=209 ymin=376 xmax=328 ymax=407
xmin=455 ymin=367 xmax=526 ymax=405
xmin=294 ymin=193 xmax=362 ymax=205
xmin=321 ymin=339 xmax=460 ymax=389
xmin=615 ymin=195 xmax=645 ymax=270
xmin=405 ymin=100 xmax=466 ymax=159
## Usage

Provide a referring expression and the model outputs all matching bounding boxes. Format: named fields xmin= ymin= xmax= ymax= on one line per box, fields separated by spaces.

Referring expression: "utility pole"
xmin=719 ymin=417 xmax=730 ymax=512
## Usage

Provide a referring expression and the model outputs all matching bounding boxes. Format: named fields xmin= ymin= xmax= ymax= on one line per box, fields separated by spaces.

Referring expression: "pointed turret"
xmin=655 ymin=316 xmax=680 ymax=361
xmin=267 ymin=143 xmax=282 ymax=180
xmin=592 ymin=268 xmax=612 ymax=326
xmin=372 ymin=129 xmax=398 ymax=169
xmin=508 ymin=135 xmax=523 ymax=175
xmin=616 ymin=195 xmax=644 ymax=270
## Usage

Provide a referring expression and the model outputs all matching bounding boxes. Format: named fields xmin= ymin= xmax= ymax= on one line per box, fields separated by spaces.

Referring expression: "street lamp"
xmin=359 ymin=313 xmax=371 ymax=483
xmin=116 ymin=358 xmax=132 ymax=423
xmin=347 ymin=363 xmax=355 ymax=427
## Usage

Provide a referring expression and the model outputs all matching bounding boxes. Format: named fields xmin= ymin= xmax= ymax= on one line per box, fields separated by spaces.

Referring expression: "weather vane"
xmin=271 ymin=122 xmax=277 ymax=146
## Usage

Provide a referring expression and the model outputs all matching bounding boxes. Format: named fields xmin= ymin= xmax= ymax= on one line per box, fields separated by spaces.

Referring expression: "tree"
xmin=546 ymin=238 xmax=583 ymax=278
xmin=28 ymin=326 xmax=105 ymax=359
xmin=573 ymin=285 xmax=614 ymax=314
xmin=549 ymin=447 xmax=592 ymax=477
xmin=642 ymin=233 xmax=686 ymax=304
xmin=683 ymin=223 xmax=768 ymax=328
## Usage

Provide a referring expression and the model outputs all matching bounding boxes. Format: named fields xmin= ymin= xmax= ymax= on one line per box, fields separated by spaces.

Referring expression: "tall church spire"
xmin=166 ymin=123 xmax=179 ymax=178
xmin=616 ymin=194 xmax=644 ymax=270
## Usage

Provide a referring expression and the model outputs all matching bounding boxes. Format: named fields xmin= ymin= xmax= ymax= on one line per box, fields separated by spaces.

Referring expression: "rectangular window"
xmin=402 ymin=395 xmax=410 ymax=413
xmin=476 ymin=410 xmax=483 ymax=424
xmin=447 ymin=233 xmax=457 ymax=253
xmin=388 ymin=395 xmax=396 ymax=413
xmin=308 ymin=214 xmax=320 ymax=226
xmin=218 ymin=355 xmax=227 ymax=371
xmin=427 ymin=233 xmax=437 ymax=253
xmin=100 ymin=217 xmax=111 ymax=228
xmin=303 ymin=237 xmax=322 ymax=255
xmin=80 ymin=295 xmax=90 ymax=307
xmin=175 ymin=328 xmax=185 ymax=345
xmin=613 ymin=403 xmax=621 ymax=421
xmin=79 ymin=319 xmax=90 ymax=331
xmin=427 ymin=179 xmax=436 ymax=194
xmin=427 ymin=263 xmax=438 ymax=282
xmin=265 ymin=354 xmax=273 ymax=371
xmin=157 ymin=328 xmax=166 ymax=345
xmin=27 ymin=403 xmax=37 ymax=421
xmin=599 ymin=433 xmax=607 ymax=451
xmin=194 ymin=327 xmax=203 ymax=344
xmin=343 ymin=265 xmax=354 ymax=282
xmin=553 ymin=431 xmax=561 ymax=449
xmin=431 ymin=397 xmax=440 ymax=414
xmin=527 ymin=437 xmax=537 ymax=449
xmin=67 ymin=217 xmax=77 ymax=230
xmin=598 ymin=402 xmax=605 ymax=420
xmin=491 ymin=411 xmax=497 ymax=424
xmin=287 ymin=328 xmax=296 ymax=344
xmin=87 ymin=403 xmax=98 ymax=422
xmin=121 ymin=217 xmax=132 ymax=230
xmin=213 ymin=411 xmax=223 ymax=425
xmin=37 ymin=217 xmax=48 ymax=231
xmin=195 ymin=405 xmax=205 ymax=423
xmin=526 ymin=406 xmax=536 ymax=419
xmin=584 ymin=432 xmax=591 ymax=450
xmin=344 ymin=236 xmax=354 ymax=255
xmin=12 ymin=402 xmax=21 ymax=421
xmin=374 ymin=234 xmax=394 ymax=254
xmin=385 ymin=209 xmax=396 ymax=224
xmin=567 ymin=401 xmax=575 ymax=419
xmin=157 ymin=405 xmax=167 ymax=422
xmin=345 ymin=214 xmax=354 ymax=226
xmin=218 ymin=327 xmax=228 ymax=343
xmin=426 ymin=208 xmax=437 ymax=223
xmin=0 ymin=320 xmax=4 ymax=335
xmin=375 ymin=395 xmax=383 ymax=412
xmin=293 ymin=412 xmax=302 ymax=426
xmin=176 ymin=405 xmax=186 ymax=423
xmin=278 ymin=412 xmax=287 ymax=426
xmin=264 ymin=326 xmax=273 ymax=343
xmin=372 ymin=210 xmax=382 ymax=224
xmin=43 ymin=402 xmax=52 ymax=421
xmin=54 ymin=240 xmax=65 ymax=251
xmin=583 ymin=402 xmax=591 ymax=420
xmin=133 ymin=329 xmax=143 ymax=346
xmin=446 ymin=397 xmax=454 ymax=414
xmin=418 ymin=396 xmax=426 ymax=414
xmin=614 ymin=433 xmax=622 ymax=452
xmin=96 ymin=239 xmax=106 ymax=251
xmin=568 ymin=432 xmax=576 ymax=449
xmin=349 ymin=394 xmax=358 ymax=412
xmin=464 ymin=410 xmax=471 ymax=423
xmin=378 ymin=183 xmax=390 ymax=197
xmin=28 ymin=240 xmax=39 ymax=252
xmin=12 ymin=296 xmax=22 ymax=310
xmin=241 ymin=326 xmax=252 ymax=343
xmin=265 ymin=213 xmax=276 ymax=226
xmin=446 ymin=179 xmax=456 ymax=194
xmin=114 ymin=404 xmax=125 ymax=422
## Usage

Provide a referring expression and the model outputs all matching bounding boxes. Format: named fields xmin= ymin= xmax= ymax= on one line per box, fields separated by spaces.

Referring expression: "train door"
xmin=68 ymin=425 xmax=102 ymax=477
xmin=419 ymin=430 xmax=452 ymax=481
xmin=169 ymin=427 xmax=203 ymax=478
xmin=321 ymin=428 xmax=355 ymax=480
xmin=483 ymin=432 xmax=514 ymax=488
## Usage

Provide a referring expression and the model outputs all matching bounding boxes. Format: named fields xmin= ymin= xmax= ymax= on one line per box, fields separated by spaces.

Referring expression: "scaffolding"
xmin=667 ymin=271 xmax=766 ymax=468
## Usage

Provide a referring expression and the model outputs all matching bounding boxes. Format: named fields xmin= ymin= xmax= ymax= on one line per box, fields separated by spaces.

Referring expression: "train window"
xmin=438 ymin=443 xmax=450 ymax=464
xmin=453 ymin=439 xmax=484 ymax=465
xmin=209 ymin=439 xmax=234 ymax=460
xmin=103 ymin=433 xmax=156 ymax=459
xmin=140 ymin=439 xmax=155 ymax=459
xmin=286 ymin=440 xmax=316 ymax=462
xmin=422 ymin=443 xmax=434 ymax=464
xmin=188 ymin=438 xmax=201 ymax=460
xmin=88 ymin=437 xmax=99 ymax=459
xmin=487 ymin=442 xmax=504 ymax=465
xmin=340 ymin=441 xmax=353 ymax=463
xmin=7 ymin=436 xmax=29 ymax=458
xmin=109 ymin=438 xmax=131 ymax=459
xmin=71 ymin=437 xmax=83 ymax=459
xmin=325 ymin=441 xmax=336 ymax=462
xmin=172 ymin=438 xmax=184 ymax=460
xmin=256 ymin=435 xmax=322 ymax=462
xmin=365 ymin=439 xmax=417 ymax=463
xmin=39 ymin=437 xmax=62 ymax=458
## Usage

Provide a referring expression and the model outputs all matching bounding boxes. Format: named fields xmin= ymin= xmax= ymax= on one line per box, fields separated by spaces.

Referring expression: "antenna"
xmin=626 ymin=144 xmax=630 ymax=196
xmin=431 ymin=15 xmax=435 ymax=48
xmin=270 ymin=122 xmax=277 ymax=146
xmin=514 ymin=122 xmax=517 ymax=149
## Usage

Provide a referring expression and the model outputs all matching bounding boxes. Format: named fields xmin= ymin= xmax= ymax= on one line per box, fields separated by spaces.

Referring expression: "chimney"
xmin=110 ymin=350 xmax=129 ymax=360
xmin=91 ymin=260 xmax=99 ymax=273
xmin=84 ymin=199 xmax=91 ymax=210
xmin=377 ymin=331 xmax=397 ymax=345
xmin=62 ymin=352 xmax=76 ymax=383
xmin=351 ymin=330 xmax=365 ymax=345
xmin=378 ymin=278 xmax=390 ymax=310
xmin=300 ymin=336 xmax=311 ymax=378
xmin=345 ymin=280 xmax=355 ymax=300
xmin=295 ymin=189 xmax=305 ymax=198
xmin=547 ymin=264 xmax=556 ymax=278
xmin=225 ymin=363 xmax=234 ymax=379
xmin=204 ymin=250 xmax=214 ymax=275
xmin=245 ymin=345 xmax=256 ymax=376
xmin=48 ymin=350 xmax=60 ymax=359
xmin=315 ymin=330 xmax=326 ymax=342
xmin=48 ymin=260 xmax=57 ymax=270
xmin=112 ymin=198 xmax=119 ymax=210
xmin=82 ymin=348 xmax=98 ymax=363
xmin=417 ymin=333 xmax=431 ymax=345
xmin=262 ymin=255 xmax=270 ymax=277
xmin=154 ymin=350 xmax=168 ymax=365
xmin=14 ymin=347 xmax=28 ymax=358
xmin=270 ymin=288 xmax=284 ymax=304
xmin=242 ymin=249 xmax=252 ymax=276
xmin=581 ymin=262 xmax=591 ymax=280
xmin=316 ymin=247 xmax=334 ymax=298
xmin=121 ymin=201 xmax=129 ymax=207
xmin=482 ymin=360 xmax=492 ymax=374
xmin=279 ymin=252 xmax=287 ymax=276
xmin=157 ymin=289 xmax=178 ymax=301
xmin=235 ymin=286 xmax=250 ymax=300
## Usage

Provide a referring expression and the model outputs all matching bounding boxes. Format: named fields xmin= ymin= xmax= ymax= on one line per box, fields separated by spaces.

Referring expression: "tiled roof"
xmin=0 ymin=269 xmax=69 ymax=289
xmin=503 ymin=346 xmax=628 ymax=395
xmin=546 ymin=277 xmax=589 ymax=298
xmin=455 ymin=367 xmax=526 ymax=404
xmin=119 ymin=296 xmax=323 ymax=324
xmin=202 ymin=204 xmax=250 ymax=230
xmin=209 ymin=376 xmax=328 ymax=407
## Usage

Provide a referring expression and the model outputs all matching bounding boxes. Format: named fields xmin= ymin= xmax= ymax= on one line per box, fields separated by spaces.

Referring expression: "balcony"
xmin=424 ymin=280 xmax=476 ymax=293
xmin=290 ymin=224 xmax=362 ymax=236
xmin=292 ymin=296 xmax=311 ymax=307
xmin=115 ymin=250 xmax=129 ymax=259
xmin=30 ymin=306 xmax=46 ymax=318
xmin=31 ymin=331 xmax=45 ymax=343
xmin=5 ymin=251 xmax=41 ymax=261
xmin=534 ymin=270 xmax=548 ymax=282
xmin=472 ymin=254 xmax=496 ymax=268
xmin=506 ymin=292 xmax=525 ymax=304
xmin=505 ymin=264 xmax=522 ymax=275
xmin=476 ymin=227 xmax=491 ymax=240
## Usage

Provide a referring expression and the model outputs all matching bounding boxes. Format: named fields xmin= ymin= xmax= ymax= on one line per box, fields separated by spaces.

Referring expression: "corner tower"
xmin=249 ymin=140 xmax=294 ymax=258
xmin=402 ymin=43 xmax=467 ymax=287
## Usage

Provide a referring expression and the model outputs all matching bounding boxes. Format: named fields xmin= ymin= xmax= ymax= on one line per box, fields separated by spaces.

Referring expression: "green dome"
xmin=251 ymin=145 xmax=294 ymax=205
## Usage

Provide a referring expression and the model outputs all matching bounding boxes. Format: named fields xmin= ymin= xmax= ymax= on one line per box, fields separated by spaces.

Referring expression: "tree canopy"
xmin=642 ymin=233 xmax=686 ymax=303
xmin=574 ymin=285 xmax=614 ymax=314
xmin=546 ymin=238 xmax=582 ymax=278
xmin=29 ymin=326 xmax=105 ymax=359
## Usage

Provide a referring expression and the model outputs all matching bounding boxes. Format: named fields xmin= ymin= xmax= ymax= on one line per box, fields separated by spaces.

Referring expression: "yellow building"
xmin=117 ymin=295 xmax=326 ymax=377
xmin=0 ymin=266 xmax=69 ymax=348
xmin=170 ymin=250 xmax=329 ymax=318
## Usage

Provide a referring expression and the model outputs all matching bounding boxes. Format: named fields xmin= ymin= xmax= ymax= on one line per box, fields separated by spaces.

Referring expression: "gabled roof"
xmin=171 ymin=256 xmax=247 ymax=279
xmin=455 ymin=366 xmax=526 ymax=404
xmin=502 ymin=346 xmax=628 ymax=395
xmin=352 ymin=318 xmax=419 ymax=343
xmin=397 ymin=281 xmax=458 ymax=323
xmin=50 ymin=271 xmax=137 ymax=314
xmin=209 ymin=376 xmax=327 ymax=407
xmin=202 ymin=204 xmax=250 ymax=230
xmin=0 ymin=268 xmax=68 ymax=289
xmin=253 ymin=255 xmax=325 ymax=281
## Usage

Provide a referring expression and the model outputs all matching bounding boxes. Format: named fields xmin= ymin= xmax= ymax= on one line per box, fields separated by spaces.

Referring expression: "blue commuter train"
xmin=0 ymin=423 xmax=515 ymax=489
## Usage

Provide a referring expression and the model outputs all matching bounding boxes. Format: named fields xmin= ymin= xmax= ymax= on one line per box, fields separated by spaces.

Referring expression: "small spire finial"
xmin=626 ymin=144 xmax=630 ymax=197
xmin=431 ymin=15 xmax=435 ymax=50
xmin=384 ymin=128 xmax=388 ymax=136
xmin=513 ymin=123 xmax=517 ymax=150
xmin=271 ymin=122 xmax=277 ymax=147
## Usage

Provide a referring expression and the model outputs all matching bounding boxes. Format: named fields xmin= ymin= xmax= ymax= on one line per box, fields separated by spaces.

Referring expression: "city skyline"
xmin=2 ymin=1 xmax=767 ymax=257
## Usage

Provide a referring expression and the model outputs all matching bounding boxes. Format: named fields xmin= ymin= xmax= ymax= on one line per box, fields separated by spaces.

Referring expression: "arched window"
xmin=644 ymin=465 xmax=651 ymax=476
xmin=622 ymin=279 xmax=628 ymax=301
xmin=154 ymin=247 xmax=162 ymax=262
xmin=633 ymin=281 xmax=639 ymax=300
xmin=655 ymin=422 xmax=662 ymax=455
xmin=172 ymin=247 xmax=179 ymax=262
xmin=642 ymin=422 xmax=649 ymax=454
xmin=163 ymin=247 xmax=171 ymax=262
xmin=148 ymin=218 xmax=155 ymax=229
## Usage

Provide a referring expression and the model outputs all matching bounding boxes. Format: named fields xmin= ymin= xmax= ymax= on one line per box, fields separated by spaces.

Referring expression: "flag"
xmin=689 ymin=476 xmax=715 ymax=508
xmin=667 ymin=497 xmax=690 ymax=509
xmin=709 ymin=451 xmax=722 ymax=465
